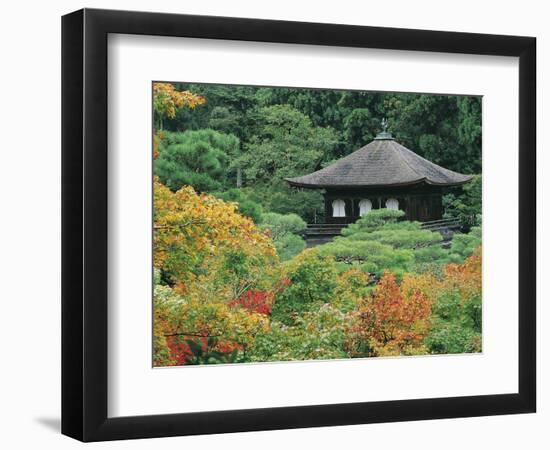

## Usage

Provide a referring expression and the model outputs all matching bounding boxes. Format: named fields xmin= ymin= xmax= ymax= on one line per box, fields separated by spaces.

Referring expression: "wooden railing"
xmin=420 ymin=217 xmax=462 ymax=231
xmin=305 ymin=223 xmax=346 ymax=236
xmin=304 ymin=217 xmax=462 ymax=238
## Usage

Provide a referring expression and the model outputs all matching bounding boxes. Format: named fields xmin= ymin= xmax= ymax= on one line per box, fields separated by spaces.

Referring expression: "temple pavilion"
xmin=286 ymin=124 xmax=473 ymax=224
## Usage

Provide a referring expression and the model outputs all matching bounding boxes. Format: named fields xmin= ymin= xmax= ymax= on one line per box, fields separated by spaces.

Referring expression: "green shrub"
xmin=248 ymin=304 xmax=348 ymax=362
xmin=424 ymin=321 xmax=480 ymax=354
xmin=447 ymin=226 xmax=482 ymax=263
xmin=260 ymin=212 xmax=307 ymax=261
xmin=213 ymin=188 xmax=263 ymax=223
xmin=271 ymin=250 xmax=337 ymax=324
xmin=319 ymin=209 xmax=447 ymax=276
xmin=317 ymin=239 xmax=414 ymax=277
xmin=411 ymin=245 xmax=451 ymax=275
xmin=260 ymin=212 xmax=306 ymax=238
xmin=272 ymin=234 xmax=307 ymax=261
xmin=341 ymin=208 xmax=405 ymax=235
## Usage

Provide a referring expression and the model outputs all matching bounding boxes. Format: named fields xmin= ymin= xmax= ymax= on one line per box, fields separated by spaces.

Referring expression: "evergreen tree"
xmin=155 ymin=129 xmax=239 ymax=192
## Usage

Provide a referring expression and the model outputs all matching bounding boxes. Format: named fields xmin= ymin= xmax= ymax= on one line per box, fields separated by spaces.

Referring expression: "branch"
xmin=154 ymin=219 xmax=206 ymax=230
xmin=164 ymin=331 xmax=223 ymax=338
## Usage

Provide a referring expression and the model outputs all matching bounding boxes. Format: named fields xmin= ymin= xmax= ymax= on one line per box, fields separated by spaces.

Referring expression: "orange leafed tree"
xmin=392 ymin=247 xmax=482 ymax=355
xmin=347 ymin=271 xmax=432 ymax=357
xmin=441 ymin=246 xmax=482 ymax=301
xmin=399 ymin=247 xmax=481 ymax=306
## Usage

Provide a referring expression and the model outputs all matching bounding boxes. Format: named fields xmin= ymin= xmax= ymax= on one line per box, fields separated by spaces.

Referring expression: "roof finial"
xmin=375 ymin=117 xmax=393 ymax=140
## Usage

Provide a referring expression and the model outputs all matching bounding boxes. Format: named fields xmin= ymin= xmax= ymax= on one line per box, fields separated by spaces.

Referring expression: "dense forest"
xmin=156 ymin=83 xmax=482 ymax=223
xmin=152 ymin=82 xmax=482 ymax=366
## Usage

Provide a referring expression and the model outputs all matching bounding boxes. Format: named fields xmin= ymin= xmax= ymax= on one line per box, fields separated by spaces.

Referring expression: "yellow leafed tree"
xmin=152 ymin=83 xmax=205 ymax=157
xmin=153 ymin=82 xmax=205 ymax=121
xmin=153 ymin=179 xmax=279 ymax=365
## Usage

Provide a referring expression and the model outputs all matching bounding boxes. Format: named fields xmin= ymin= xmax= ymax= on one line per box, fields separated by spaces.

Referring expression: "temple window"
xmin=332 ymin=199 xmax=346 ymax=217
xmin=359 ymin=199 xmax=372 ymax=216
xmin=386 ymin=198 xmax=399 ymax=210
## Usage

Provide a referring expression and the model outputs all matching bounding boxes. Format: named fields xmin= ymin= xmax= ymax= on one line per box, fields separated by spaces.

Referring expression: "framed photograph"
xmin=62 ymin=8 xmax=536 ymax=442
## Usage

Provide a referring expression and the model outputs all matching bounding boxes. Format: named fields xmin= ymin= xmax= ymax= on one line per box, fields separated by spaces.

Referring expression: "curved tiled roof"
xmin=286 ymin=138 xmax=473 ymax=188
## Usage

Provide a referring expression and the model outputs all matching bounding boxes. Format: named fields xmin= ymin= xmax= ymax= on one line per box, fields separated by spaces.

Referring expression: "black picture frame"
xmin=62 ymin=8 xmax=536 ymax=442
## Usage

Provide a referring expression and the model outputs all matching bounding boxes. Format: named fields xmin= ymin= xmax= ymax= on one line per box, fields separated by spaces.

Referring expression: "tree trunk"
xmin=236 ymin=167 xmax=242 ymax=188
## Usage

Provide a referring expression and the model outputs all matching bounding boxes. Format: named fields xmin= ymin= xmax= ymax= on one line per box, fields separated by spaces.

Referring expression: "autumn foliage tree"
xmin=153 ymin=179 xmax=276 ymax=287
xmin=154 ymin=281 xmax=271 ymax=365
xmin=346 ymin=271 xmax=432 ymax=357
xmin=424 ymin=247 xmax=482 ymax=353
xmin=153 ymin=179 xmax=279 ymax=365
xmin=153 ymin=82 xmax=205 ymax=129
xmin=152 ymin=83 xmax=205 ymax=158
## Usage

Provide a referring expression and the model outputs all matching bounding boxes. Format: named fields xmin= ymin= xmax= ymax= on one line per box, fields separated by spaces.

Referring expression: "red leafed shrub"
xmin=279 ymin=277 xmax=291 ymax=287
xmin=230 ymin=289 xmax=273 ymax=315
xmin=213 ymin=341 xmax=242 ymax=353
xmin=165 ymin=336 xmax=196 ymax=365
xmin=166 ymin=335 xmax=242 ymax=365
